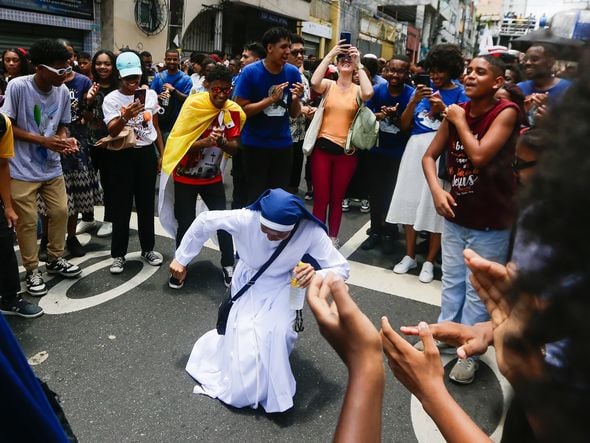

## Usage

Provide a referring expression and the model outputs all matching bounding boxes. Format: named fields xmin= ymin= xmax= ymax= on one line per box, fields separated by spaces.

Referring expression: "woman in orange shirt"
xmin=309 ymin=41 xmax=374 ymax=247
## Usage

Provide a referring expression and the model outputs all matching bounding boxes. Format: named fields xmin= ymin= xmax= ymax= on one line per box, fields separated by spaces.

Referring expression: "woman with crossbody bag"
xmin=309 ymin=41 xmax=374 ymax=248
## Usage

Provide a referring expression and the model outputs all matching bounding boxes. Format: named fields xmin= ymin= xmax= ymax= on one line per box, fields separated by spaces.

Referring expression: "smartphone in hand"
xmin=414 ymin=74 xmax=431 ymax=87
xmin=134 ymin=88 xmax=146 ymax=105
xmin=339 ymin=32 xmax=352 ymax=46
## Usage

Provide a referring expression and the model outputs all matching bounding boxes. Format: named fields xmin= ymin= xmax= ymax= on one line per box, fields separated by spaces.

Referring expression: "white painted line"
xmin=40 ymin=251 xmax=161 ymax=314
xmin=339 ymin=220 xmax=371 ymax=258
xmin=347 ymin=260 xmax=442 ymax=306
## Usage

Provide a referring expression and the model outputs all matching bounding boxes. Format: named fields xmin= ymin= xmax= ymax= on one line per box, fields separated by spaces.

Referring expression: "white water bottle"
xmin=289 ymin=262 xmax=306 ymax=310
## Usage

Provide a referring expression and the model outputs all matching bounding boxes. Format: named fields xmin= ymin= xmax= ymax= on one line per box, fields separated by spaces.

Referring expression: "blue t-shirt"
xmin=412 ymin=85 xmax=469 ymax=135
xmin=516 ymin=78 xmax=571 ymax=108
xmin=2 ymin=75 xmax=71 ymax=182
xmin=373 ymin=74 xmax=388 ymax=87
xmin=234 ymin=60 xmax=302 ymax=148
xmin=368 ymin=83 xmax=414 ymax=159
xmin=150 ymin=70 xmax=193 ymax=131
xmin=65 ymin=73 xmax=91 ymax=124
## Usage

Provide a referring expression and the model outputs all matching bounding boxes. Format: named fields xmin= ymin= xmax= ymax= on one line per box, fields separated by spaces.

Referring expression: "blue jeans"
xmin=438 ymin=219 xmax=511 ymax=325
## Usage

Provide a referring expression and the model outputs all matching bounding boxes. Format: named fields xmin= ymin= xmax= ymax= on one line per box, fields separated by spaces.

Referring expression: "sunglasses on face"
xmin=291 ymin=49 xmax=305 ymax=56
xmin=512 ymin=157 xmax=537 ymax=171
xmin=40 ymin=64 xmax=73 ymax=76
xmin=210 ymin=86 xmax=232 ymax=95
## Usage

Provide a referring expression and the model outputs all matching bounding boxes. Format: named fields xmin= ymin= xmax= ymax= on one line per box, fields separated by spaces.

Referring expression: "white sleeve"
xmin=102 ymin=93 xmax=121 ymax=125
xmin=175 ymin=209 xmax=245 ymax=266
xmin=306 ymin=226 xmax=350 ymax=280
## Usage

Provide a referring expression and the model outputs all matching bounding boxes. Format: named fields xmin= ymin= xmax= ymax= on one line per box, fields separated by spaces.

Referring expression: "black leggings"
xmin=0 ymin=206 xmax=20 ymax=304
xmin=174 ymin=180 xmax=234 ymax=267
xmin=108 ymin=145 xmax=157 ymax=258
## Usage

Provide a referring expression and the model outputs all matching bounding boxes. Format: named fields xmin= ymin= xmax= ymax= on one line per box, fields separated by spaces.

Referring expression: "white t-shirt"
xmin=102 ymin=89 xmax=158 ymax=146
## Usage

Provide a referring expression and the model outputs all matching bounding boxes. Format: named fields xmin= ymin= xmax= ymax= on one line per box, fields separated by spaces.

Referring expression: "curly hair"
xmin=205 ymin=64 xmax=232 ymax=84
xmin=512 ymin=47 xmax=590 ymax=442
xmin=28 ymin=39 xmax=71 ymax=66
xmin=423 ymin=44 xmax=464 ymax=79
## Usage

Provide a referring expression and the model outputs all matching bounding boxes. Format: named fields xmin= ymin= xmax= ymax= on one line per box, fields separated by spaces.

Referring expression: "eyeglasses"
xmin=210 ymin=86 xmax=232 ymax=95
xmin=291 ymin=49 xmax=305 ymax=56
xmin=40 ymin=64 xmax=73 ymax=76
xmin=512 ymin=157 xmax=537 ymax=171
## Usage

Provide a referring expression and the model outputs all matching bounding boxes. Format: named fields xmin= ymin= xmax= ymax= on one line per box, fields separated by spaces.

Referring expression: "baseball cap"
xmin=116 ymin=52 xmax=142 ymax=78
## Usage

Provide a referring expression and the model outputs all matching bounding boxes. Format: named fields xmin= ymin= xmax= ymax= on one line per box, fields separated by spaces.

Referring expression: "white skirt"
xmin=185 ymin=281 xmax=298 ymax=413
xmin=386 ymin=132 xmax=444 ymax=234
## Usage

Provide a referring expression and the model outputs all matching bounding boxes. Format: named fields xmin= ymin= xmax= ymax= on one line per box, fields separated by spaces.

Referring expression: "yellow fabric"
xmin=161 ymin=92 xmax=246 ymax=175
xmin=0 ymin=114 xmax=14 ymax=158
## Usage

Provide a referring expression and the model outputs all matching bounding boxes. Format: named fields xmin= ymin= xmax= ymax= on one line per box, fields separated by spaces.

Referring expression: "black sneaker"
xmin=222 ymin=266 xmax=234 ymax=288
xmin=141 ymin=250 xmax=163 ymax=266
xmin=0 ymin=298 xmax=44 ymax=318
xmin=66 ymin=235 xmax=85 ymax=257
xmin=168 ymin=275 xmax=184 ymax=289
xmin=25 ymin=271 xmax=48 ymax=297
xmin=38 ymin=237 xmax=48 ymax=262
xmin=360 ymin=234 xmax=381 ymax=250
xmin=46 ymin=257 xmax=82 ymax=278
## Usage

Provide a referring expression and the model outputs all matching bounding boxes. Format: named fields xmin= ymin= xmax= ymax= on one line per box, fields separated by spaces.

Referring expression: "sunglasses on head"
xmin=210 ymin=86 xmax=232 ymax=95
xmin=40 ymin=64 xmax=73 ymax=76
xmin=291 ymin=49 xmax=305 ymax=56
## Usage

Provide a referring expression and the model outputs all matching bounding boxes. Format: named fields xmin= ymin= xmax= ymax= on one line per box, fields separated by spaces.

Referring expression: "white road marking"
xmin=39 ymin=251 xmax=161 ymax=314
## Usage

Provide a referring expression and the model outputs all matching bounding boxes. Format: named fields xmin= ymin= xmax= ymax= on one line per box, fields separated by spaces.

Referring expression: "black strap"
xmin=231 ymin=222 xmax=299 ymax=302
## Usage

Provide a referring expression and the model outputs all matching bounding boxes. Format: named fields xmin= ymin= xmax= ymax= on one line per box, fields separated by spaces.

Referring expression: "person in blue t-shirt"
xmin=361 ymin=55 xmax=414 ymax=254
xmin=150 ymin=48 xmax=193 ymax=137
xmin=516 ymin=44 xmax=571 ymax=126
xmin=234 ymin=27 xmax=304 ymax=204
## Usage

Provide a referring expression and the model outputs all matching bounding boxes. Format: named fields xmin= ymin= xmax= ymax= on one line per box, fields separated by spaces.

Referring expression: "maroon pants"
xmin=311 ymin=148 xmax=357 ymax=237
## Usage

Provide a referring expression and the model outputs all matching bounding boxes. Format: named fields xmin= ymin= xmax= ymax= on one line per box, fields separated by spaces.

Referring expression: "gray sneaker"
xmin=449 ymin=358 xmax=479 ymax=384
xmin=141 ymin=250 xmax=163 ymax=266
xmin=46 ymin=257 xmax=82 ymax=278
xmin=110 ymin=257 xmax=126 ymax=274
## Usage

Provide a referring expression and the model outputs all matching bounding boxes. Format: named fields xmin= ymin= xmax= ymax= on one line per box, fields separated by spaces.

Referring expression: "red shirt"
xmin=173 ymin=111 xmax=241 ymax=186
xmin=446 ymin=99 xmax=519 ymax=230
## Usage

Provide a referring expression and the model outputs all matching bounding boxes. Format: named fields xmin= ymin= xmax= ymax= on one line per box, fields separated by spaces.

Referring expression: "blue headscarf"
xmin=247 ymin=189 xmax=327 ymax=233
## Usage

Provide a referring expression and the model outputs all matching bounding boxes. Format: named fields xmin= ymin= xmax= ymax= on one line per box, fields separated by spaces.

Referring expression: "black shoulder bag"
xmin=216 ymin=222 xmax=299 ymax=335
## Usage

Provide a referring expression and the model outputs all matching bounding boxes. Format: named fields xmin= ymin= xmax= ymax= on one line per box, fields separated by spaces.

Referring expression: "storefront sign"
xmin=0 ymin=0 xmax=94 ymax=20
xmin=259 ymin=11 xmax=289 ymax=26
xmin=302 ymin=21 xmax=332 ymax=39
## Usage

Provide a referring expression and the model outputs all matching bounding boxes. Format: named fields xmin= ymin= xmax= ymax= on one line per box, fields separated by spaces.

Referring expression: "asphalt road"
xmin=7 ymin=192 xmax=508 ymax=442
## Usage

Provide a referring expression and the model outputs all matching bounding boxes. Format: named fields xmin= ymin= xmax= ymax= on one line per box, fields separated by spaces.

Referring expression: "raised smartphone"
xmin=339 ymin=32 xmax=352 ymax=45
xmin=414 ymin=74 xmax=431 ymax=86
xmin=134 ymin=88 xmax=146 ymax=104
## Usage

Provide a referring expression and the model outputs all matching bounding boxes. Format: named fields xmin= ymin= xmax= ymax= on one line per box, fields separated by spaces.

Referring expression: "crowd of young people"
xmin=0 ymin=26 xmax=584 ymax=441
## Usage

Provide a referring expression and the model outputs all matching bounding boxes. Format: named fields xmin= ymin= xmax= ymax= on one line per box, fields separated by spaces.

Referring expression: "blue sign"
xmin=0 ymin=0 xmax=94 ymax=20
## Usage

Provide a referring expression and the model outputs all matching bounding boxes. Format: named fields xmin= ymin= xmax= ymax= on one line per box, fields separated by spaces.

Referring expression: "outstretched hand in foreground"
xmin=307 ymin=273 xmax=384 ymax=443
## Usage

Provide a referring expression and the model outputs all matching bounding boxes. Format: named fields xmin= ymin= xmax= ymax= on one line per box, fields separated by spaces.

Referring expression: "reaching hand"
xmin=381 ymin=318 xmax=446 ymax=403
xmin=401 ymin=321 xmax=493 ymax=359
xmin=307 ymin=273 xmax=382 ymax=373
xmin=169 ymin=259 xmax=187 ymax=283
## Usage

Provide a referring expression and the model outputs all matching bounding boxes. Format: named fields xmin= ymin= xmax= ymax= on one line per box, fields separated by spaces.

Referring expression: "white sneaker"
xmin=97 ymin=221 xmax=112 ymax=237
xmin=418 ymin=261 xmax=434 ymax=283
xmin=76 ymin=220 xmax=97 ymax=234
xmin=393 ymin=255 xmax=417 ymax=274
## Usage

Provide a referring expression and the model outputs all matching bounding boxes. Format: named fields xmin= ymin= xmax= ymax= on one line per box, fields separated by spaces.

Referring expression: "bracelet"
xmin=120 ymin=114 xmax=128 ymax=123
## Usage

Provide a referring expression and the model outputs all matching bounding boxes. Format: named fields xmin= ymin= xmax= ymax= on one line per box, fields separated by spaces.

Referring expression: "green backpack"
xmin=345 ymin=94 xmax=379 ymax=154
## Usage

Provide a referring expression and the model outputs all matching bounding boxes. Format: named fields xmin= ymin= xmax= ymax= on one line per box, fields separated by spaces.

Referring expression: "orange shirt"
xmin=318 ymin=81 xmax=360 ymax=148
